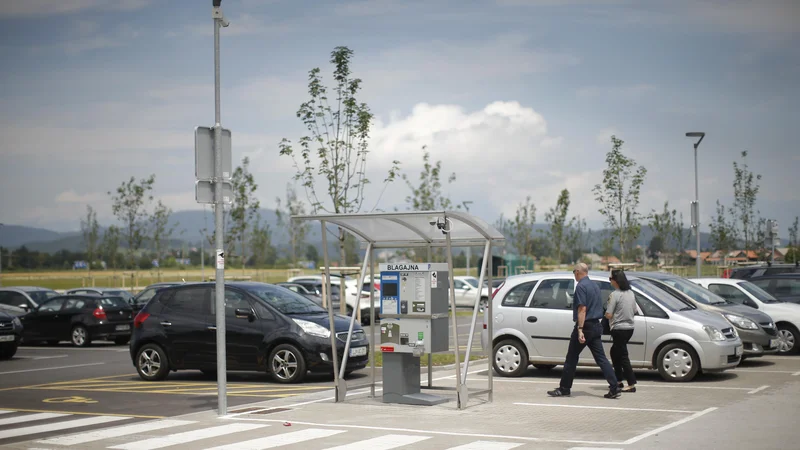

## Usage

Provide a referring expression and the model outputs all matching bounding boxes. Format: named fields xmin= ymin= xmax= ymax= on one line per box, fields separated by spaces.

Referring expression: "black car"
xmin=0 ymin=310 xmax=23 ymax=359
xmin=129 ymin=282 xmax=183 ymax=313
xmin=129 ymin=282 xmax=370 ymax=384
xmin=20 ymin=295 xmax=133 ymax=346
xmin=747 ymin=274 xmax=800 ymax=304
xmin=730 ymin=263 xmax=800 ymax=280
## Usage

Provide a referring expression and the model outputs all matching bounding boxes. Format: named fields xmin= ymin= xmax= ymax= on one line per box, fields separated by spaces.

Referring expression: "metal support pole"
xmin=212 ymin=1 xmax=227 ymax=416
xmin=321 ymin=221 xmax=341 ymax=401
xmin=339 ymin=243 xmax=372 ymax=380
xmin=369 ymin=247 xmax=376 ymax=398
xmin=694 ymin=143 xmax=701 ymax=279
xmin=487 ymin=241 xmax=493 ymax=402
xmin=427 ymin=244 xmax=433 ymax=387
xmin=201 ymin=239 xmax=205 ymax=281
xmin=445 ymin=220 xmax=465 ymax=409
xmin=0 ymin=223 xmax=3 ymax=287
xmin=462 ymin=241 xmax=490 ymax=383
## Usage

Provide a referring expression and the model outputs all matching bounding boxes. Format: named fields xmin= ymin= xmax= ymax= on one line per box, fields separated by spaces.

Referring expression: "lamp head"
xmin=685 ymin=132 xmax=705 ymax=138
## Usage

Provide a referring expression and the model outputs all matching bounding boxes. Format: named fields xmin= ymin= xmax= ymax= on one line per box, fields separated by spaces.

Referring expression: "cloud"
xmin=0 ymin=0 xmax=152 ymax=17
xmin=174 ymin=13 xmax=296 ymax=38
xmin=576 ymin=84 xmax=656 ymax=99
xmin=595 ymin=128 xmax=619 ymax=145
xmin=55 ymin=190 xmax=107 ymax=204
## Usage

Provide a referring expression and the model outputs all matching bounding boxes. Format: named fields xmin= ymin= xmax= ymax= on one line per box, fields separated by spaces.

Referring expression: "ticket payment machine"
xmin=379 ymin=263 xmax=450 ymax=405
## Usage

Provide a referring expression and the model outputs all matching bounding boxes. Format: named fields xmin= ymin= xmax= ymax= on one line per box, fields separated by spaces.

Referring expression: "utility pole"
xmin=686 ymin=132 xmax=705 ymax=278
xmin=462 ymin=201 xmax=473 ymax=275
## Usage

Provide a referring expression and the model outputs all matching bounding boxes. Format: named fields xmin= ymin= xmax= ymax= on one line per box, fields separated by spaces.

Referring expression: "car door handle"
xmin=160 ymin=321 xmax=172 ymax=327
xmin=527 ymin=316 xmax=538 ymax=323
xmin=207 ymin=326 xmax=217 ymax=331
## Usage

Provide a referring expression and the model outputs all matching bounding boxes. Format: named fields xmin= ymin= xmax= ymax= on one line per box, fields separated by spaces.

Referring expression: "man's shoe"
xmin=604 ymin=389 xmax=621 ymax=399
xmin=547 ymin=387 xmax=570 ymax=397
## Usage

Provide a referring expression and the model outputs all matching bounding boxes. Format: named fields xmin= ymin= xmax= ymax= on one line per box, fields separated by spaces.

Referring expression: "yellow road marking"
xmin=43 ymin=396 xmax=98 ymax=404
xmin=0 ymin=407 xmax=164 ymax=419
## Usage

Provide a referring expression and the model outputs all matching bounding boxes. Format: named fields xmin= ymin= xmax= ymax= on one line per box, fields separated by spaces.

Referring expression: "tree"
xmin=732 ymin=151 xmax=761 ymax=252
xmin=648 ymin=201 xmax=677 ymax=262
xmin=402 ymin=146 xmax=458 ymax=211
xmin=275 ymin=183 xmax=310 ymax=266
xmin=673 ymin=213 xmax=692 ymax=265
xmin=150 ymin=201 xmax=177 ymax=280
xmin=564 ymin=215 xmax=590 ymax=264
xmin=504 ymin=196 xmax=536 ymax=257
xmin=648 ymin=236 xmax=664 ymax=258
xmin=787 ymin=217 xmax=799 ymax=264
xmin=592 ymin=135 xmax=648 ymax=260
xmin=708 ymin=200 xmax=738 ymax=266
xmin=109 ymin=175 xmax=155 ymax=268
xmin=250 ymin=219 xmax=277 ymax=268
xmin=279 ymin=46 xmax=401 ymax=266
xmin=306 ymin=243 xmax=320 ymax=264
xmin=226 ymin=157 xmax=261 ymax=271
xmin=80 ymin=205 xmax=100 ymax=271
xmin=544 ymin=189 xmax=571 ymax=263
xmin=101 ymin=225 xmax=121 ymax=270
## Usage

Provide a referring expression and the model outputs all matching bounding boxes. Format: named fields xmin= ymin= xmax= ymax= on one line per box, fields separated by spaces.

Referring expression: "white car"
xmin=691 ymin=277 xmax=800 ymax=354
xmin=288 ymin=275 xmax=379 ymax=324
xmin=453 ymin=276 xmax=485 ymax=310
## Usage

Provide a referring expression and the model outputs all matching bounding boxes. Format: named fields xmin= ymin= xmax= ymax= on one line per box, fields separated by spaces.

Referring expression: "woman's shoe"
xmin=622 ymin=386 xmax=636 ymax=393
xmin=618 ymin=382 xmax=625 ymax=390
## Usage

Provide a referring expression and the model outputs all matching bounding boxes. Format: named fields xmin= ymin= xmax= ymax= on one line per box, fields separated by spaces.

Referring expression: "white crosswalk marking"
xmin=37 ymin=419 xmax=196 ymax=446
xmin=322 ymin=434 xmax=431 ymax=450
xmin=0 ymin=410 xmax=14 ymax=415
xmin=446 ymin=441 xmax=523 ymax=450
xmin=0 ymin=415 xmax=129 ymax=440
xmin=0 ymin=412 xmax=68 ymax=426
xmin=207 ymin=428 xmax=346 ymax=450
xmin=108 ymin=423 xmax=268 ymax=450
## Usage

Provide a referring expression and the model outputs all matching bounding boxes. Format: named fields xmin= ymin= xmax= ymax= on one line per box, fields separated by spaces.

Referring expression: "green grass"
xmin=371 ymin=352 xmax=485 ymax=367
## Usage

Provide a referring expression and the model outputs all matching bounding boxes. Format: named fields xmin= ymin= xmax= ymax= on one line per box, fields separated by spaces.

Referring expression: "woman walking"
xmin=606 ymin=269 xmax=637 ymax=393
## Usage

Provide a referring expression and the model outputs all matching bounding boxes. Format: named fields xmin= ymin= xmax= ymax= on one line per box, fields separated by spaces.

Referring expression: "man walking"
xmin=547 ymin=263 xmax=620 ymax=399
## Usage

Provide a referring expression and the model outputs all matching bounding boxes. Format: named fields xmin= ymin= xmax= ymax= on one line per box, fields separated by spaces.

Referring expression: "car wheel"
xmin=114 ymin=337 xmax=130 ymax=345
xmin=136 ymin=343 xmax=170 ymax=381
xmin=492 ymin=339 xmax=528 ymax=377
xmin=268 ymin=344 xmax=307 ymax=384
xmin=479 ymin=297 xmax=488 ymax=313
xmin=533 ymin=364 xmax=556 ymax=371
xmin=657 ymin=342 xmax=700 ymax=382
xmin=71 ymin=325 xmax=91 ymax=347
xmin=777 ymin=324 xmax=799 ymax=354
xmin=0 ymin=343 xmax=17 ymax=360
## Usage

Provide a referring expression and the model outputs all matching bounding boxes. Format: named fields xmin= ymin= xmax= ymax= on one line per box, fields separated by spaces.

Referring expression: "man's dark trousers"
xmin=559 ymin=320 xmax=618 ymax=391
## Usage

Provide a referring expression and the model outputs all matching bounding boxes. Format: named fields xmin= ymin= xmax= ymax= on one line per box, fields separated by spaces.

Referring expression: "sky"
xmin=0 ymin=0 xmax=798 ymax=240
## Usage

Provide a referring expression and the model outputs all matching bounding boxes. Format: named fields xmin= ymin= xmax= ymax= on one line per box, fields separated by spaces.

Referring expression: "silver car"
xmin=481 ymin=271 xmax=743 ymax=382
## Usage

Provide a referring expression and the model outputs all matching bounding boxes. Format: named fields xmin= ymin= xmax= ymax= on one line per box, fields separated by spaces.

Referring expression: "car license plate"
xmin=350 ymin=346 xmax=367 ymax=357
xmin=116 ymin=325 xmax=130 ymax=331
xmin=770 ymin=339 xmax=779 ymax=348
xmin=735 ymin=346 xmax=743 ymax=357
xmin=0 ymin=335 xmax=14 ymax=342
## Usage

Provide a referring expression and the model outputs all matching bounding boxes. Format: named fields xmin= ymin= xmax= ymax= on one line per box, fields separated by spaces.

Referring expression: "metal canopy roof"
xmin=292 ymin=211 xmax=505 ymax=248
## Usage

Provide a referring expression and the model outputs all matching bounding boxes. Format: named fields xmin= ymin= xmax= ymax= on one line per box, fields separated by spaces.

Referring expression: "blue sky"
xmin=0 ymin=0 xmax=798 ymax=240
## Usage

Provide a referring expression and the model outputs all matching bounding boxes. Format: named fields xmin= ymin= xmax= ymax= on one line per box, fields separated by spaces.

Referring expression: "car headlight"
xmin=12 ymin=317 xmax=22 ymax=328
xmin=703 ymin=325 xmax=726 ymax=341
xmin=724 ymin=314 xmax=759 ymax=330
xmin=292 ymin=318 xmax=331 ymax=339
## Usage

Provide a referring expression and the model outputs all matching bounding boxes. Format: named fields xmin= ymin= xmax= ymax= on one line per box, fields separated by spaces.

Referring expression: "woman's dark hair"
xmin=610 ymin=269 xmax=632 ymax=291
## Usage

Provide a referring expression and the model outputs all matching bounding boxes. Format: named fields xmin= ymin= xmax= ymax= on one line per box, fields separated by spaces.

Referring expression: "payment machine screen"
xmin=382 ymin=282 xmax=398 ymax=297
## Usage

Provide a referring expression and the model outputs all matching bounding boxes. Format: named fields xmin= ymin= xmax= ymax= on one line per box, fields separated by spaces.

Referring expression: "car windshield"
xmin=654 ymin=277 xmax=727 ymax=305
xmin=631 ymin=279 xmax=696 ymax=312
xmin=246 ymin=286 xmax=327 ymax=315
xmin=28 ymin=290 xmax=60 ymax=304
xmin=96 ymin=297 xmax=129 ymax=309
xmin=739 ymin=281 xmax=782 ymax=304
xmin=464 ymin=279 xmax=479 ymax=288
xmin=104 ymin=290 xmax=133 ymax=300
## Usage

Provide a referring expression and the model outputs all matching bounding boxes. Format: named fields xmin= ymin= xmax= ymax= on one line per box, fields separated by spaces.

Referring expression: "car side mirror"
xmin=235 ymin=308 xmax=255 ymax=321
xmin=744 ymin=299 xmax=757 ymax=309
xmin=18 ymin=304 xmax=30 ymax=311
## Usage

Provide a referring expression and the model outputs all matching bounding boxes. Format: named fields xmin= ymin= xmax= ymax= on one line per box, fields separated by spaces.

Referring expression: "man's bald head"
xmin=573 ymin=262 xmax=589 ymax=281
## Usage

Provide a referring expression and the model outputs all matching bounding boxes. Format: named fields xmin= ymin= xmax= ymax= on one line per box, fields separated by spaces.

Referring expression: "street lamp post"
xmin=686 ymin=132 xmax=705 ymax=278
xmin=462 ymin=201 xmax=473 ymax=276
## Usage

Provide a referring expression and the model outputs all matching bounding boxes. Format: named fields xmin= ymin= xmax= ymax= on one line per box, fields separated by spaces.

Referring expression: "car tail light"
xmin=491 ymin=282 xmax=505 ymax=299
xmin=134 ymin=312 xmax=150 ymax=329
xmin=93 ymin=307 xmax=107 ymax=320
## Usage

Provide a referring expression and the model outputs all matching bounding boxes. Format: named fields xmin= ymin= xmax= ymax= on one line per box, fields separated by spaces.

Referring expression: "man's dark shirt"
xmin=573 ymin=276 xmax=604 ymax=322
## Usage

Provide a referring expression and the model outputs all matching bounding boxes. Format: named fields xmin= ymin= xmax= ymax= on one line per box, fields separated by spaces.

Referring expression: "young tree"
xmin=732 ymin=151 xmax=762 ymax=252
xmin=564 ymin=215 xmax=590 ymax=264
xmin=708 ymin=200 xmax=738 ymax=266
xmin=544 ymin=189 xmax=571 ymax=263
xmin=279 ymin=46 xmax=401 ymax=266
xmin=228 ymin=157 xmax=261 ymax=271
xmin=403 ymin=146 xmax=458 ymax=211
xmin=787 ymin=217 xmax=799 ymax=264
xmin=673 ymin=213 xmax=692 ymax=265
xmin=150 ymin=201 xmax=177 ymax=280
xmin=275 ymin=183 xmax=310 ymax=266
xmin=101 ymin=225 xmax=121 ymax=270
xmin=592 ymin=135 xmax=648 ymax=261
xmin=80 ymin=205 xmax=100 ymax=272
xmin=648 ymin=201 xmax=677 ymax=263
xmin=505 ymin=196 xmax=537 ymax=257
xmin=250 ymin=219 xmax=277 ymax=268
xmin=109 ymin=175 xmax=155 ymax=268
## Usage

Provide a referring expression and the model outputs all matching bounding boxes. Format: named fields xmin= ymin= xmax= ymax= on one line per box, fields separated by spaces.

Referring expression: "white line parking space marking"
xmin=513 ymin=403 xmax=698 ymax=414
xmin=568 ymin=448 xmax=622 ymax=450
xmin=322 ymin=434 xmax=431 ymax=450
xmin=109 ymin=423 xmax=268 ymax=450
xmin=747 ymin=385 xmax=770 ymax=394
xmin=0 ymin=412 xmax=68 ymax=426
xmin=15 ymin=355 xmax=68 ymax=360
xmin=447 ymin=441 xmax=523 ymax=449
xmin=792 ymin=371 xmax=800 ymax=376
xmin=207 ymin=428 xmax=343 ymax=450
xmin=37 ymin=419 xmax=196 ymax=446
xmin=0 ymin=410 xmax=14 ymax=415
xmin=732 ymin=369 xmax=798 ymax=374
xmin=15 ymin=346 xmax=123 ymax=352
xmin=490 ymin=378 xmax=754 ymax=391
xmin=0 ymin=362 xmax=105 ymax=375
xmin=622 ymin=407 xmax=717 ymax=445
xmin=0 ymin=416 xmax=129 ymax=440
